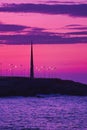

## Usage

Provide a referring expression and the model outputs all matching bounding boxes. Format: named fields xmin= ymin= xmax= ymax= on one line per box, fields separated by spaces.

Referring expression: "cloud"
xmin=70 ymin=27 xmax=87 ymax=30
xmin=0 ymin=3 xmax=87 ymax=17
xmin=0 ymin=23 xmax=87 ymax=44
xmin=0 ymin=23 xmax=28 ymax=32
xmin=67 ymin=31 xmax=87 ymax=35
xmin=65 ymin=24 xmax=87 ymax=30
xmin=45 ymin=1 xmax=76 ymax=4
xmin=66 ymin=24 xmax=82 ymax=27
xmin=0 ymin=32 xmax=87 ymax=45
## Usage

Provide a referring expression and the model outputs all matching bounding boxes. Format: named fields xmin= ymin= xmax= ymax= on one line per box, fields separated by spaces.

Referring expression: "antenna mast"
xmin=30 ymin=41 xmax=34 ymax=79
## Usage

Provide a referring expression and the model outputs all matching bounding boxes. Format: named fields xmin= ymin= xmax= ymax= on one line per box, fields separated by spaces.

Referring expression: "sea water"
xmin=0 ymin=95 xmax=87 ymax=130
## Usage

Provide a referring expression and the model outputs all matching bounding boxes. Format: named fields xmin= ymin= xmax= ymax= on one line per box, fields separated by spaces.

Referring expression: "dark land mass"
xmin=0 ymin=76 xmax=87 ymax=97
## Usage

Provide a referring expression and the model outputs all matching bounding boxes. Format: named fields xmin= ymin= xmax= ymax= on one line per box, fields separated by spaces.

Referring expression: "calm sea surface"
xmin=0 ymin=95 xmax=87 ymax=130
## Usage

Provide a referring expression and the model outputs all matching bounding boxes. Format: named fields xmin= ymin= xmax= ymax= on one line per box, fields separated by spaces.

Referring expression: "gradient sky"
xmin=0 ymin=0 xmax=87 ymax=84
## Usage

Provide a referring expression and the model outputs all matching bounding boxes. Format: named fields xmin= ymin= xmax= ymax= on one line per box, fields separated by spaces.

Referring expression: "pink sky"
xmin=0 ymin=0 xmax=87 ymax=4
xmin=0 ymin=44 xmax=87 ymax=84
xmin=0 ymin=0 xmax=87 ymax=84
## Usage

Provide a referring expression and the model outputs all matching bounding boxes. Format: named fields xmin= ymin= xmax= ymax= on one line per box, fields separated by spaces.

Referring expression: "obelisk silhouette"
xmin=30 ymin=41 xmax=34 ymax=79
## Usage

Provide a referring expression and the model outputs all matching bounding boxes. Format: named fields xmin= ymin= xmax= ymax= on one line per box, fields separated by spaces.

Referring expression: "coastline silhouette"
xmin=0 ymin=42 xmax=87 ymax=97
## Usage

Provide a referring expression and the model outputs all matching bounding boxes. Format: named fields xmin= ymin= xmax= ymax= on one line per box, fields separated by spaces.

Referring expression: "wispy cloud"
xmin=0 ymin=30 xmax=87 ymax=44
xmin=65 ymin=24 xmax=87 ymax=30
xmin=0 ymin=34 xmax=87 ymax=44
xmin=0 ymin=23 xmax=87 ymax=44
xmin=67 ymin=31 xmax=87 ymax=35
xmin=0 ymin=23 xmax=28 ymax=32
xmin=0 ymin=3 xmax=87 ymax=17
xmin=45 ymin=1 xmax=77 ymax=4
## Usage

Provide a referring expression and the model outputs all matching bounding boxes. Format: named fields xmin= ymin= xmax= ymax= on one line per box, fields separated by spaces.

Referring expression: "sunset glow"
xmin=0 ymin=44 xmax=87 ymax=84
xmin=0 ymin=0 xmax=87 ymax=84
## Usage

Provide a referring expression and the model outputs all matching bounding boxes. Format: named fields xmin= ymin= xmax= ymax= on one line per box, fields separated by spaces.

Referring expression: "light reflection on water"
xmin=0 ymin=95 xmax=87 ymax=130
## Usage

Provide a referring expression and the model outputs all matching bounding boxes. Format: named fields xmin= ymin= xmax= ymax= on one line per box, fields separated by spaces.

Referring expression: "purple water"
xmin=0 ymin=95 xmax=87 ymax=130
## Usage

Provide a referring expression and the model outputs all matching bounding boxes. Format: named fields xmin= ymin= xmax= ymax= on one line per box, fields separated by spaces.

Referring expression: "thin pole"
xmin=30 ymin=41 xmax=34 ymax=79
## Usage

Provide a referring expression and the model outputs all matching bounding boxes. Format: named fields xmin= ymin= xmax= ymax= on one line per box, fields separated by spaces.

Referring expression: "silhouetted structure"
xmin=0 ymin=42 xmax=87 ymax=97
xmin=30 ymin=41 xmax=34 ymax=79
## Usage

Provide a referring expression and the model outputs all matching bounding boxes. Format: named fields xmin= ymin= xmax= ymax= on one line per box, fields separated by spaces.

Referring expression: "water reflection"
xmin=0 ymin=96 xmax=87 ymax=130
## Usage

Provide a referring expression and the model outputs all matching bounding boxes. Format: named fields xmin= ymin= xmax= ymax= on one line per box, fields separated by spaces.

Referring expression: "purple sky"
xmin=0 ymin=0 xmax=87 ymax=84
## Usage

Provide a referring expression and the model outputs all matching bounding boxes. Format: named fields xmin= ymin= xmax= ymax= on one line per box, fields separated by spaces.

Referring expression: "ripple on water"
xmin=0 ymin=96 xmax=87 ymax=130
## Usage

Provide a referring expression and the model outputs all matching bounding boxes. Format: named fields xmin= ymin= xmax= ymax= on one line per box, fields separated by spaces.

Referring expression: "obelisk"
xmin=30 ymin=41 xmax=34 ymax=79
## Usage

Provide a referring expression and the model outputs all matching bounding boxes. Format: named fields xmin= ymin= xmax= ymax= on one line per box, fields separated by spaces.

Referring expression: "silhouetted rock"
xmin=0 ymin=76 xmax=87 ymax=97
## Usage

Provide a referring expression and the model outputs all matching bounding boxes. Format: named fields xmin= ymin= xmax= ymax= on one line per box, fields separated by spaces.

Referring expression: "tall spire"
xmin=30 ymin=41 xmax=34 ymax=79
